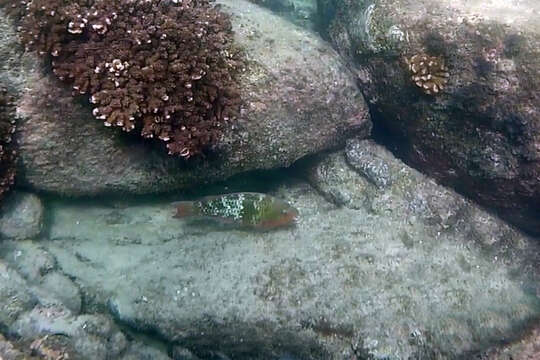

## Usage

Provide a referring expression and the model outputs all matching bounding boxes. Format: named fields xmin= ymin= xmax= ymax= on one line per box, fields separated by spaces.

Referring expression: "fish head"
xmin=258 ymin=200 xmax=299 ymax=230
xmin=280 ymin=204 xmax=300 ymax=224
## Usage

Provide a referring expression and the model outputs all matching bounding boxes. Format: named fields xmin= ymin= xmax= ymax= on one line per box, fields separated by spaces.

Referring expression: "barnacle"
xmin=2 ymin=0 xmax=244 ymax=158
xmin=406 ymin=54 xmax=450 ymax=95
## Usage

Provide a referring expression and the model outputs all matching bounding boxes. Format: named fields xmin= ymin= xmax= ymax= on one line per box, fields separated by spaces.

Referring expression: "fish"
xmin=172 ymin=192 xmax=299 ymax=230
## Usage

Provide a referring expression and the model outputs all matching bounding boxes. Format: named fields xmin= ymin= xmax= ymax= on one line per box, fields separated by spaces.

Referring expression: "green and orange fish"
xmin=173 ymin=192 xmax=299 ymax=230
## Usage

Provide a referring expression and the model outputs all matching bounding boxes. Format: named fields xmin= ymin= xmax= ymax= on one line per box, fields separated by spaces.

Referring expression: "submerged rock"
xmin=11 ymin=307 xmax=129 ymax=358
xmin=120 ymin=341 xmax=172 ymax=360
xmin=0 ymin=260 xmax=37 ymax=329
xmin=171 ymin=347 xmax=202 ymax=360
xmin=477 ymin=323 xmax=540 ymax=360
xmin=0 ymin=242 xmax=173 ymax=359
xmin=0 ymin=334 xmax=26 ymax=360
xmin=249 ymin=0 xmax=318 ymax=29
xmin=318 ymin=0 xmax=540 ymax=235
xmin=0 ymin=192 xmax=43 ymax=240
xmin=479 ymin=322 xmax=540 ymax=360
xmin=0 ymin=0 xmax=369 ymax=196
xmin=18 ymin=141 xmax=539 ymax=359
xmin=2 ymin=240 xmax=56 ymax=285
xmin=305 ymin=151 xmax=373 ymax=209
xmin=34 ymin=272 xmax=82 ymax=314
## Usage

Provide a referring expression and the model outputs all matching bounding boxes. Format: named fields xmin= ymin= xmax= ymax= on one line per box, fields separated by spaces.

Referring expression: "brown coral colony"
xmin=9 ymin=0 xmax=243 ymax=158
xmin=406 ymin=54 xmax=450 ymax=95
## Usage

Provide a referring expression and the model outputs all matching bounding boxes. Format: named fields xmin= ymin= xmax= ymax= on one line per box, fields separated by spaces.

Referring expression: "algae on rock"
xmin=318 ymin=0 xmax=540 ymax=236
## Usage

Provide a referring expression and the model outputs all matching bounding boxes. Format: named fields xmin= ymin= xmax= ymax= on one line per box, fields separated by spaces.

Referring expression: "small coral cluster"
xmin=0 ymin=86 xmax=16 ymax=202
xmin=2 ymin=0 xmax=244 ymax=158
xmin=406 ymin=54 xmax=450 ymax=95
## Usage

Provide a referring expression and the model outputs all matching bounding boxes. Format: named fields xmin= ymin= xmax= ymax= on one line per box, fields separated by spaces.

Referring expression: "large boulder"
xmin=317 ymin=0 xmax=540 ymax=235
xmin=0 ymin=0 xmax=369 ymax=196
xmin=10 ymin=139 xmax=538 ymax=359
xmin=0 ymin=192 xmax=44 ymax=240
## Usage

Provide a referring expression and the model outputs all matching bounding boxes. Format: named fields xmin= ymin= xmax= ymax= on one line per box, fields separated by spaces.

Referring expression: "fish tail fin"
xmin=172 ymin=201 xmax=197 ymax=218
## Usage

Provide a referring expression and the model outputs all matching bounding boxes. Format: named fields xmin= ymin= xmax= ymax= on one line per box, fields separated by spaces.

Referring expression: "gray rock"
xmin=1 ymin=241 xmax=81 ymax=314
xmin=11 ymin=307 xmax=128 ymax=360
xmin=345 ymin=140 xmax=395 ymax=189
xmin=35 ymin=272 xmax=82 ymax=314
xmin=171 ymin=346 xmax=201 ymax=360
xmin=317 ymin=0 xmax=540 ymax=235
xmin=0 ymin=245 xmax=166 ymax=360
xmin=0 ymin=260 xmax=36 ymax=329
xmin=249 ymin=0 xmax=318 ymax=29
xmin=11 ymin=305 xmax=75 ymax=340
xmin=251 ymin=0 xmax=295 ymax=12
xmin=33 ymin=148 xmax=540 ymax=359
xmin=0 ymin=192 xmax=43 ymax=240
xmin=306 ymin=151 xmax=373 ymax=209
xmin=0 ymin=334 xmax=25 ymax=360
xmin=121 ymin=341 xmax=172 ymax=360
xmin=119 ymin=342 xmax=171 ymax=360
xmin=1 ymin=240 xmax=56 ymax=282
xmin=0 ymin=0 xmax=370 ymax=197
xmin=478 ymin=322 xmax=540 ymax=360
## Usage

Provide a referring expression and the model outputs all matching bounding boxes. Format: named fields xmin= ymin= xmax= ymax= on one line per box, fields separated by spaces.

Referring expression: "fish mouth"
xmin=290 ymin=211 xmax=300 ymax=224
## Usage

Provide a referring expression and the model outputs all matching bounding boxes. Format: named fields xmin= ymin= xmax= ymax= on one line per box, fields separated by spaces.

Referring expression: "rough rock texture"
xmin=0 ymin=334 xmax=26 ymax=360
xmin=119 ymin=341 xmax=171 ymax=360
xmin=7 ymin=139 xmax=538 ymax=359
xmin=317 ymin=0 xmax=540 ymax=236
xmin=0 ymin=84 xmax=16 ymax=203
xmin=0 ymin=192 xmax=44 ymax=240
xmin=0 ymin=332 xmax=171 ymax=360
xmin=11 ymin=309 xmax=127 ymax=357
xmin=171 ymin=346 xmax=203 ymax=360
xmin=249 ymin=0 xmax=317 ymax=29
xmin=0 ymin=260 xmax=37 ymax=330
xmin=0 ymin=0 xmax=369 ymax=196
xmin=34 ymin=272 xmax=82 ymax=314
xmin=0 ymin=241 xmax=172 ymax=359
xmin=478 ymin=322 xmax=540 ymax=360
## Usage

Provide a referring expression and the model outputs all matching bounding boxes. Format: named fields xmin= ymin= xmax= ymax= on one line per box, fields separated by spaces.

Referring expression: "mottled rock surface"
xmin=0 ymin=192 xmax=43 ymax=240
xmin=0 ymin=84 xmax=17 ymax=205
xmin=7 ymin=139 xmax=537 ymax=359
xmin=249 ymin=0 xmax=317 ymax=29
xmin=0 ymin=260 xmax=36 ymax=329
xmin=0 ymin=242 xmax=173 ymax=359
xmin=479 ymin=322 xmax=540 ymax=360
xmin=0 ymin=0 xmax=369 ymax=196
xmin=34 ymin=272 xmax=82 ymax=314
xmin=119 ymin=341 xmax=171 ymax=360
xmin=317 ymin=0 xmax=540 ymax=235
xmin=0 ymin=334 xmax=26 ymax=360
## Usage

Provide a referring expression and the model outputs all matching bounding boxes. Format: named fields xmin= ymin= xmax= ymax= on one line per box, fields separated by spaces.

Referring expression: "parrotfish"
xmin=173 ymin=192 xmax=299 ymax=230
